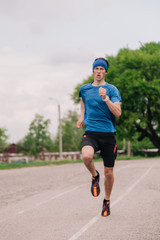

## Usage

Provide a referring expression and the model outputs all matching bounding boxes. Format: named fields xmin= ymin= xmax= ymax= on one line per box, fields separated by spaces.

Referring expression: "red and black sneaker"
xmin=101 ymin=199 xmax=110 ymax=217
xmin=91 ymin=170 xmax=100 ymax=197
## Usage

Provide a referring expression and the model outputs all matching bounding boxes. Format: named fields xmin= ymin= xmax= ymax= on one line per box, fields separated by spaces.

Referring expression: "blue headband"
xmin=92 ymin=59 xmax=108 ymax=72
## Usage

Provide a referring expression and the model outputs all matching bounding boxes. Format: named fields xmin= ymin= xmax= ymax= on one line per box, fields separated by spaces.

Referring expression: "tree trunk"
xmin=127 ymin=141 xmax=131 ymax=157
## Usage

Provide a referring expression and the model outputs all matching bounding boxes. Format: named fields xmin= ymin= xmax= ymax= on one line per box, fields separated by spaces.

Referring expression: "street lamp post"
xmin=58 ymin=104 xmax=63 ymax=159
xmin=49 ymin=98 xmax=63 ymax=159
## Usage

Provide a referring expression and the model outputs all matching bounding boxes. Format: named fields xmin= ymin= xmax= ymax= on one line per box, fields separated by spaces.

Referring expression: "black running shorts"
xmin=81 ymin=131 xmax=117 ymax=167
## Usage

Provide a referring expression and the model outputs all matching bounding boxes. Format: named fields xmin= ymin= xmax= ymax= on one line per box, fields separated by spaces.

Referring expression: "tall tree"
xmin=0 ymin=128 xmax=9 ymax=152
xmin=18 ymin=114 xmax=53 ymax=156
xmin=72 ymin=42 xmax=160 ymax=152
xmin=53 ymin=110 xmax=84 ymax=152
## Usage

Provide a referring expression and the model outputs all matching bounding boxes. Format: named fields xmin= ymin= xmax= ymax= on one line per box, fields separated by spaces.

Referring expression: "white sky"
xmin=0 ymin=0 xmax=160 ymax=142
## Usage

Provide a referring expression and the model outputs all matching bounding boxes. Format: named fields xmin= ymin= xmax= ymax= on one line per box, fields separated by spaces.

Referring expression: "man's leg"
xmin=82 ymin=145 xmax=100 ymax=197
xmin=81 ymin=145 xmax=97 ymax=177
xmin=104 ymin=167 xmax=114 ymax=200
xmin=101 ymin=167 xmax=114 ymax=216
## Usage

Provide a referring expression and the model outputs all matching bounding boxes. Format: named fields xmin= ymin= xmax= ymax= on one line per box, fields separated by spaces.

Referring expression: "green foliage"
xmin=117 ymin=134 xmax=155 ymax=155
xmin=0 ymin=159 xmax=82 ymax=170
xmin=72 ymin=42 xmax=160 ymax=151
xmin=53 ymin=110 xmax=84 ymax=152
xmin=18 ymin=114 xmax=54 ymax=156
xmin=108 ymin=42 xmax=160 ymax=150
xmin=0 ymin=128 xmax=9 ymax=152
xmin=131 ymin=136 xmax=155 ymax=156
xmin=71 ymin=75 xmax=94 ymax=103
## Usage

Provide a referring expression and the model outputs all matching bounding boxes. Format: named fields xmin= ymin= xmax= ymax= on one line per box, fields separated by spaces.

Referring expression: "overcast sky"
xmin=0 ymin=0 xmax=160 ymax=143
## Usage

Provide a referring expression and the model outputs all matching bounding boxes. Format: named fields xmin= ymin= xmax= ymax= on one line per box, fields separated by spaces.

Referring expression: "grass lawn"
xmin=0 ymin=155 xmax=156 ymax=170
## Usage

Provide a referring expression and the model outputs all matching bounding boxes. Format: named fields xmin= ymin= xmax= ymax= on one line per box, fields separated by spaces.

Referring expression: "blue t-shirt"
xmin=79 ymin=82 xmax=121 ymax=133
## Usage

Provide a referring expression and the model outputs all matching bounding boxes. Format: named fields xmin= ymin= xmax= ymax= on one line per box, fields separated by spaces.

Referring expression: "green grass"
xmin=116 ymin=155 xmax=145 ymax=160
xmin=0 ymin=156 xmax=159 ymax=170
xmin=0 ymin=159 xmax=83 ymax=170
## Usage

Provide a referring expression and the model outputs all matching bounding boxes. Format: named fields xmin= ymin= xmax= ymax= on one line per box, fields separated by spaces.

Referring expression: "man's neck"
xmin=92 ymin=79 xmax=106 ymax=86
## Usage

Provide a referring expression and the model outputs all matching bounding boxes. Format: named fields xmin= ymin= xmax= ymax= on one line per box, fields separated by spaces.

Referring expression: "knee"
xmin=82 ymin=153 xmax=93 ymax=165
xmin=104 ymin=168 xmax=114 ymax=180
xmin=81 ymin=146 xmax=94 ymax=166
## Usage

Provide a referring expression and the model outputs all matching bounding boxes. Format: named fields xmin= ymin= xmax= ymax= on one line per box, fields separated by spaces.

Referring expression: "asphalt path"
xmin=0 ymin=158 xmax=160 ymax=240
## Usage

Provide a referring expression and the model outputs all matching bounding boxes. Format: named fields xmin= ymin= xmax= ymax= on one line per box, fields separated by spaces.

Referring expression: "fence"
xmin=139 ymin=148 xmax=159 ymax=157
xmin=1 ymin=149 xmax=158 ymax=163
xmin=0 ymin=153 xmax=34 ymax=163
xmin=38 ymin=152 xmax=81 ymax=161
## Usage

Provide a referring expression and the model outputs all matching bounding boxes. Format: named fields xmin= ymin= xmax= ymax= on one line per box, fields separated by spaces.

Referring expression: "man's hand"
xmin=99 ymin=87 xmax=107 ymax=100
xmin=76 ymin=117 xmax=84 ymax=128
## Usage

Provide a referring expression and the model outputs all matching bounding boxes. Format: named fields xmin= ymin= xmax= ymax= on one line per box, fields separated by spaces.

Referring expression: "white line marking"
xmin=111 ymin=165 xmax=152 ymax=206
xmin=18 ymin=210 xmax=25 ymax=214
xmin=18 ymin=165 xmax=131 ymax=214
xmin=68 ymin=166 xmax=153 ymax=240
xmin=36 ymin=184 xmax=85 ymax=206
xmin=18 ymin=184 xmax=85 ymax=214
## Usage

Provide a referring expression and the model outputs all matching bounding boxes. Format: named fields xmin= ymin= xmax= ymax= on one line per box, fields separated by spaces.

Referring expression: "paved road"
xmin=0 ymin=158 xmax=160 ymax=240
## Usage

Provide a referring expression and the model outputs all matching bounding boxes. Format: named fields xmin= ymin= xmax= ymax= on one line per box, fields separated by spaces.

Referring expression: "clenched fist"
xmin=99 ymin=87 xmax=107 ymax=100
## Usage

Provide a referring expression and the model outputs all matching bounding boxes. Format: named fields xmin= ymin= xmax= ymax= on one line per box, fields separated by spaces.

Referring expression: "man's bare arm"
xmin=105 ymin=101 xmax=121 ymax=118
xmin=99 ymin=87 xmax=121 ymax=118
xmin=76 ymin=99 xmax=85 ymax=128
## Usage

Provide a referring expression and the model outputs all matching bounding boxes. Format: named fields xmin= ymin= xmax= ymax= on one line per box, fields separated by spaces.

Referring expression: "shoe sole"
xmin=92 ymin=185 xmax=100 ymax=197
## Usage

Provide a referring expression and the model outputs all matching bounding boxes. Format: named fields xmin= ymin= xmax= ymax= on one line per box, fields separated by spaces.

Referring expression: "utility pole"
xmin=58 ymin=104 xmax=63 ymax=159
xmin=49 ymin=98 xmax=63 ymax=159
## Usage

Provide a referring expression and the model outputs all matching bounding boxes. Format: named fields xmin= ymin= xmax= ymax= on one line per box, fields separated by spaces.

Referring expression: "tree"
xmin=0 ymin=128 xmax=9 ymax=152
xmin=18 ymin=114 xmax=54 ymax=156
xmin=53 ymin=110 xmax=84 ymax=152
xmin=72 ymin=42 xmax=160 ymax=152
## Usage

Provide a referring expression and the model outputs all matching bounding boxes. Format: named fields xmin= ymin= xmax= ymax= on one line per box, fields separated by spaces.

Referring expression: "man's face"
xmin=93 ymin=66 xmax=107 ymax=81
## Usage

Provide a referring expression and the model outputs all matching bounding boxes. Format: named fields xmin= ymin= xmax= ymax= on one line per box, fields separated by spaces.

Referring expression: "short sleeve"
xmin=110 ymin=87 xmax=121 ymax=103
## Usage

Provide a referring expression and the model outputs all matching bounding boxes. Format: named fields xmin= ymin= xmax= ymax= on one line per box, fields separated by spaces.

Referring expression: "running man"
xmin=76 ymin=58 xmax=121 ymax=217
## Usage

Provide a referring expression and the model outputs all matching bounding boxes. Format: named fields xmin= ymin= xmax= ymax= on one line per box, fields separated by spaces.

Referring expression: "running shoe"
xmin=101 ymin=199 xmax=110 ymax=217
xmin=91 ymin=170 xmax=100 ymax=197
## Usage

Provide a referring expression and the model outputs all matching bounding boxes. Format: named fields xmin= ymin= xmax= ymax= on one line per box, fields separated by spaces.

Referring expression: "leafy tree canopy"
xmin=53 ymin=110 xmax=84 ymax=152
xmin=0 ymin=128 xmax=9 ymax=152
xmin=72 ymin=42 xmax=160 ymax=151
xmin=18 ymin=114 xmax=54 ymax=156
